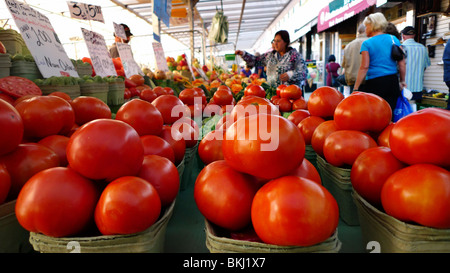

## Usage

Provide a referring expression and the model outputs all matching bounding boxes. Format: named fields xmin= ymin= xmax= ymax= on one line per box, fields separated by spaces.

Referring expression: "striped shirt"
xmin=402 ymin=39 xmax=431 ymax=92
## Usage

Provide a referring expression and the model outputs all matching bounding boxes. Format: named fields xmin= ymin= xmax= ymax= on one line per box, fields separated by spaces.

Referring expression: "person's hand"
xmin=280 ymin=73 xmax=290 ymax=82
xmin=235 ymin=50 xmax=244 ymax=56
xmin=400 ymin=81 xmax=407 ymax=90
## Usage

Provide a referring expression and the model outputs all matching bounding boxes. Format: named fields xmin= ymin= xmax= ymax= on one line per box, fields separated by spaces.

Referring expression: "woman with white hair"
xmin=353 ymin=12 xmax=406 ymax=113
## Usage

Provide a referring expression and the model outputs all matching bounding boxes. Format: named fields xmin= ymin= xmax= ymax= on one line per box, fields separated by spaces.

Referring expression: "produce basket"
xmin=316 ymin=155 xmax=359 ymax=226
xmin=205 ymin=220 xmax=341 ymax=253
xmin=80 ymin=82 xmax=109 ymax=103
xmin=177 ymin=158 xmax=185 ymax=182
xmin=75 ymin=63 xmax=93 ymax=77
xmin=29 ymin=200 xmax=176 ymax=253
xmin=39 ymin=84 xmax=81 ymax=99
xmin=10 ymin=61 xmax=42 ymax=81
xmin=180 ymin=141 xmax=199 ymax=191
xmin=353 ymin=191 xmax=450 ymax=253
xmin=0 ymin=200 xmax=34 ymax=253
xmin=107 ymin=81 xmax=125 ymax=106
xmin=304 ymin=144 xmax=318 ymax=169
xmin=0 ymin=29 xmax=26 ymax=55
xmin=0 ymin=54 xmax=11 ymax=78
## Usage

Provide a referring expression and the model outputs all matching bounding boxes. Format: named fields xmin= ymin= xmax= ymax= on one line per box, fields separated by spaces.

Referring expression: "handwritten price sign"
xmin=5 ymin=0 xmax=79 ymax=77
xmin=81 ymin=28 xmax=117 ymax=77
xmin=67 ymin=1 xmax=104 ymax=23
xmin=116 ymin=43 xmax=143 ymax=78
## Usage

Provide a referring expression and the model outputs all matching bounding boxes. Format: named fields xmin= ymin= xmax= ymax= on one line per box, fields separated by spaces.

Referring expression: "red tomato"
xmin=287 ymin=109 xmax=310 ymax=126
xmin=139 ymin=88 xmax=157 ymax=103
xmin=0 ymin=164 xmax=11 ymax=204
xmin=159 ymin=125 xmax=186 ymax=166
xmin=323 ymin=130 xmax=377 ymax=167
xmin=15 ymin=167 xmax=99 ymax=237
xmin=172 ymin=119 xmax=199 ymax=148
xmin=198 ymin=130 xmax=225 ymax=165
xmin=244 ymin=84 xmax=266 ymax=98
xmin=307 ymin=86 xmax=344 ymax=119
xmin=229 ymin=95 xmax=280 ymax=123
xmin=15 ymin=96 xmax=74 ymax=140
xmin=277 ymin=98 xmax=292 ymax=112
xmin=194 ymin=160 xmax=258 ymax=231
xmin=381 ymin=164 xmax=450 ymax=229
xmin=0 ymin=93 xmax=15 ymax=105
xmin=66 ymin=119 xmax=144 ymax=181
xmin=276 ymin=84 xmax=287 ymax=97
xmin=223 ymin=113 xmax=305 ymax=180
xmin=311 ymin=120 xmax=339 ymax=158
xmin=334 ymin=92 xmax=392 ymax=133
xmin=351 ymin=147 xmax=406 ymax=206
xmin=287 ymin=158 xmax=322 ymax=185
xmin=116 ymin=99 xmax=163 ymax=136
xmin=270 ymin=95 xmax=281 ymax=105
xmin=280 ymin=84 xmax=302 ymax=100
xmin=292 ymin=97 xmax=307 ymax=110
xmin=0 ymin=143 xmax=59 ymax=200
xmin=152 ymin=86 xmax=168 ymax=97
xmin=129 ymin=74 xmax=145 ymax=86
xmin=251 ymin=176 xmax=339 ymax=246
xmin=163 ymin=87 xmax=174 ymax=95
xmin=140 ymin=135 xmax=175 ymax=163
xmin=138 ymin=155 xmax=179 ymax=207
xmin=0 ymin=99 xmax=23 ymax=156
xmin=179 ymin=88 xmax=197 ymax=105
xmin=213 ymin=88 xmax=234 ymax=106
xmin=298 ymin=116 xmax=325 ymax=145
xmin=389 ymin=108 xmax=450 ymax=168
xmin=151 ymin=95 xmax=185 ymax=125
xmin=48 ymin=91 xmax=71 ymax=102
xmin=70 ymin=96 xmax=111 ymax=126
xmin=38 ymin=135 xmax=70 ymax=167
xmin=377 ymin=122 xmax=394 ymax=147
xmin=95 ymin=176 xmax=161 ymax=235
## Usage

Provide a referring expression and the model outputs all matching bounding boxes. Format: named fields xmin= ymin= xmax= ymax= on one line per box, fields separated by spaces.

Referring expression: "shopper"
xmin=353 ymin=13 xmax=406 ymax=113
xmin=325 ymin=54 xmax=341 ymax=87
xmin=235 ymin=30 xmax=307 ymax=88
xmin=385 ymin=22 xmax=401 ymax=41
xmin=442 ymin=41 xmax=450 ymax=110
xmin=341 ymin=24 xmax=368 ymax=93
xmin=401 ymin=26 xmax=431 ymax=108
xmin=254 ymin=52 xmax=266 ymax=79
xmin=241 ymin=64 xmax=253 ymax=77
xmin=109 ymin=23 xmax=133 ymax=58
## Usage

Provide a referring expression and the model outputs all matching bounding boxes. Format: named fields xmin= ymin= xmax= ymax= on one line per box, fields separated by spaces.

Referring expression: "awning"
xmin=317 ymin=0 xmax=377 ymax=33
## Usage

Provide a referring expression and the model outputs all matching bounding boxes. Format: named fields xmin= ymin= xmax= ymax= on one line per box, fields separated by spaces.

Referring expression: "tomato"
xmin=270 ymin=95 xmax=281 ymax=105
xmin=15 ymin=95 xmax=74 ymax=140
xmin=139 ymin=88 xmax=158 ymax=103
xmin=229 ymin=95 xmax=279 ymax=123
xmin=389 ymin=108 xmax=450 ymax=168
xmin=307 ymin=86 xmax=344 ymax=119
xmin=115 ymin=99 xmax=163 ymax=136
xmin=351 ymin=147 xmax=406 ymax=206
xmin=215 ymin=114 xmax=234 ymax=131
xmin=213 ymin=88 xmax=233 ymax=106
xmin=0 ymin=143 xmax=60 ymax=200
xmin=298 ymin=116 xmax=325 ymax=145
xmin=172 ymin=118 xmax=199 ymax=148
xmin=152 ymin=86 xmax=168 ymax=97
xmin=0 ymin=99 xmax=23 ymax=156
xmin=66 ymin=119 xmax=144 ymax=181
xmin=194 ymin=160 xmax=258 ymax=231
xmin=0 ymin=93 xmax=15 ymax=105
xmin=179 ymin=88 xmax=197 ymax=105
xmin=15 ymin=167 xmax=99 ymax=237
xmin=334 ymin=92 xmax=392 ymax=133
xmin=292 ymin=97 xmax=307 ymax=110
xmin=276 ymin=84 xmax=287 ymax=97
xmin=70 ymin=96 xmax=111 ymax=126
xmin=159 ymin=125 xmax=186 ymax=166
xmin=287 ymin=109 xmax=310 ymax=126
xmin=138 ymin=155 xmax=179 ymax=207
xmin=381 ymin=164 xmax=450 ymax=229
xmin=377 ymin=122 xmax=394 ymax=147
xmin=277 ymin=98 xmax=292 ymax=112
xmin=244 ymin=84 xmax=266 ymax=98
xmin=48 ymin=91 xmax=71 ymax=102
xmin=223 ymin=113 xmax=305 ymax=180
xmin=140 ymin=135 xmax=175 ymax=163
xmin=124 ymin=78 xmax=137 ymax=88
xmin=280 ymin=84 xmax=302 ymax=100
xmin=124 ymin=88 xmax=131 ymax=100
xmin=287 ymin=158 xmax=321 ymax=185
xmin=95 ymin=176 xmax=161 ymax=235
xmin=193 ymin=88 xmax=207 ymax=104
xmin=198 ymin=130 xmax=225 ymax=165
xmin=311 ymin=120 xmax=339 ymax=158
xmin=0 ymin=164 xmax=10 ymax=204
xmin=38 ymin=135 xmax=70 ymax=167
xmin=163 ymin=87 xmax=174 ymax=95
xmin=151 ymin=95 xmax=185 ymax=125
xmin=323 ymin=130 xmax=377 ymax=167
xmin=129 ymin=74 xmax=145 ymax=86
xmin=251 ymin=176 xmax=339 ymax=246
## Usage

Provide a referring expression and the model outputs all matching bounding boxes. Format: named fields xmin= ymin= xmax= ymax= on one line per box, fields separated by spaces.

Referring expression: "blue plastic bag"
xmin=393 ymin=89 xmax=413 ymax=122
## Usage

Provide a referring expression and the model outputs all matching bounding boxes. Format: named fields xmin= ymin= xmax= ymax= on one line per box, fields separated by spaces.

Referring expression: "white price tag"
xmin=116 ymin=42 xmax=143 ymax=78
xmin=81 ymin=28 xmax=117 ymax=77
xmin=67 ymin=1 xmax=104 ymax=23
xmin=152 ymin=42 xmax=169 ymax=72
xmin=113 ymin=22 xmax=127 ymax=40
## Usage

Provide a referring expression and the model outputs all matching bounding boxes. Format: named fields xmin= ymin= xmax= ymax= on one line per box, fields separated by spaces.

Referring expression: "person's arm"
xmin=398 ymin=58 xmax=407 ymax=89
xmin=353 ymin=51 xmax=370 ymax=91
xmin=283 ymin=51 xmax=307 ymax=84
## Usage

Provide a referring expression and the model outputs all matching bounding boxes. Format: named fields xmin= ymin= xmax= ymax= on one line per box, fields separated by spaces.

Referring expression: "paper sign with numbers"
xmin=152 ymin=42 xmax=169 ymax=72
xmin=113 ymin=22 xmax=127 ymax=39
xmin=116 ymin=42 xmax=143 ymax=78
xmin=5 ymin=0 xmax=79 ymax=77
xmin=67 ymin=1 xmax=104 ymax=23
xmin=81 ymin=28 xmax=117 ymax=77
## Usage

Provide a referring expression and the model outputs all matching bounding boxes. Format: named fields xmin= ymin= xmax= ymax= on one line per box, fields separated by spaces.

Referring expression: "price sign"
xmin=152 ymin=42 xmax=169 ymax=72
xmin=81 ymin=28 xmax=117 ymax=77
xmin=5 ymin=0 xmax=79 ymax=77
xmin=116 ymin=42 xmax=143 ymax=78
xmin=67 ymin=1 xmax=104 ymax=23
xmin=113 ymin=22 xmax=127 ymax=40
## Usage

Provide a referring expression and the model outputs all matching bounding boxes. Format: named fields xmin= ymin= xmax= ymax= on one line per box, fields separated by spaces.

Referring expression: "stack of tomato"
xmin=0 ymin=78 xmax=200 ymax=238
xmin=195 ymin=94 xmax=339 ymax=247
xmin=270 ymin=84 xmax=307 ymax=113
xmin=178 ymin=87 xmax=207 ymax=120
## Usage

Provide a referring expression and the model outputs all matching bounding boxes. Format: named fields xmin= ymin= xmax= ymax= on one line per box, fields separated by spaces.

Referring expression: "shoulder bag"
xmin=391 ymin=35 xmax=405 ymax=61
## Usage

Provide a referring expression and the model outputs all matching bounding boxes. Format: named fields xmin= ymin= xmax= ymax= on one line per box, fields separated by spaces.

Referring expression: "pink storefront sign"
xmin=318 ymin=0 xmax=377 ymax=32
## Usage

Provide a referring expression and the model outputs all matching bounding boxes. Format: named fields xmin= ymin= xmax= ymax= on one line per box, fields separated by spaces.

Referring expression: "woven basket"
xmin=177 ymin=158 xmax=185 ymax=182
xmin=29 ymin=200 xmax=175 ymax=253
xmin=205 ymin=220 xmax=341 ymax=253
xmin=107 ymin=81 xmax=125 ymax=105
xmin=304 ymin=144 xmax=318 ymax=169
xmin=10 ymin=61 xmax=42 ymax=81
xmin=39 ymin=84 xmax=81 ymax=99
xmin=180 ymin=141 xmax=199 ymax=191
xmin=0 ymin=200 xmax=33 ymax=253
xmin=80 ymin=82 xmax=109 ymax=103
xmin=316 ymin=155 xmax=359 ymax=226
xmin=353 ymin=191 xmax=450 ymax=253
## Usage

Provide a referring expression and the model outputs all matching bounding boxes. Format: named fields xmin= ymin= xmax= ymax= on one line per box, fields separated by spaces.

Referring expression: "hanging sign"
xmin=81 ymin=28 xmax=117 ymax=77
xmin=116 ymin=42 xmax=143 ymax=78
xmin=5 ymin=0 xmax=78 ymax=77
xmin=153 ymin=0 xmax=172 ymax=27
xmin=67 ymin=1 xmax=104 ymax=23
xmin=152 ymin=41 xmax=169 ymax=72
xmin=113 ymin=22 xmax=127 ymax=40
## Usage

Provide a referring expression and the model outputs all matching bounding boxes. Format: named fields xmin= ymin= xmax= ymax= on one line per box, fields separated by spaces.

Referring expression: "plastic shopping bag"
xmin=393 ymin=89 xmax=413 ymax=122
